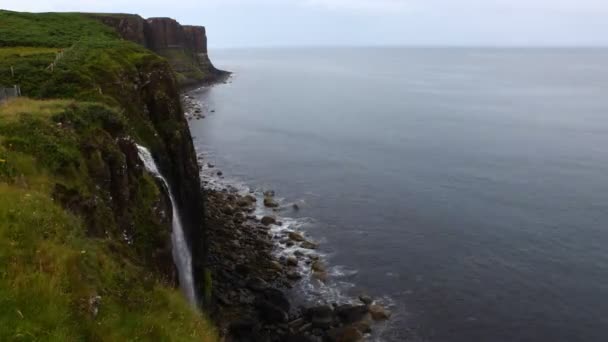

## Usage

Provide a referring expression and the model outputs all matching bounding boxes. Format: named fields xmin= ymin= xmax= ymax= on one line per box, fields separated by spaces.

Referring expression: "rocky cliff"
xmin=91 ymin=14 xmax=226 ymax=88
xmin=0 ymin=10 xmax=216 ymax=340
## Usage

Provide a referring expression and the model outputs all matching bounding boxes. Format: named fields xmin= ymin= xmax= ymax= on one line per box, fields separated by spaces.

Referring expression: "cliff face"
xmin=92 ymin=14 xmax=225 ymax=88
xmin=0 ymin=12 xmax=215 ymax=338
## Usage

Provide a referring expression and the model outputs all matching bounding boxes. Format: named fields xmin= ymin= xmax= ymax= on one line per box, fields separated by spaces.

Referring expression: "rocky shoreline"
xmin=184 ymin=93 xmax=392 ymax=341
xmin=203 ymin=188 xmax=391 ymax=342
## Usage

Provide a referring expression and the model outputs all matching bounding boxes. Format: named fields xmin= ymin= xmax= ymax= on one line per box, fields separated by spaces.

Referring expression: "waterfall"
xmin=136 ymin=144 xmax=197 ymax=305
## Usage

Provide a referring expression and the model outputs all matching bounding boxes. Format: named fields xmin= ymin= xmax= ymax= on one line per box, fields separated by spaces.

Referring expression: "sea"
xmin=188 ymin=47 xmax=608 ymax=342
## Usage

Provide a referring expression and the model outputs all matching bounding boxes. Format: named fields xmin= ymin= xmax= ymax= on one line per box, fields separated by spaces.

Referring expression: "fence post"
xmin=10 ymin=66 xmax=14 ymax=78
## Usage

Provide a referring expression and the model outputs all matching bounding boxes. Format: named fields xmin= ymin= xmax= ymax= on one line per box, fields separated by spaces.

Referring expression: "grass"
xmin=0 ymin=99 xmax=218 ymax=341
xmin=0 ymin=10 xmax=118 ymax=48
xmin=0 ymin=9 xmax=217 ymax=338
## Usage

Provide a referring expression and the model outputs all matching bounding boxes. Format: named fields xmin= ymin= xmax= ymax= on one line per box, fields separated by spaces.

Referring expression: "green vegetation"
xmin=0 ymin=98 xmax=216 ymax=341
xmin=0 ymin=10 xmax=217 ymax=341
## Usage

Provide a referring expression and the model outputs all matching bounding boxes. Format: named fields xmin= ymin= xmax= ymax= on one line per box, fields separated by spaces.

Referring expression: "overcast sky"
xmin=3 ymin=0 xmax=608 ymax=48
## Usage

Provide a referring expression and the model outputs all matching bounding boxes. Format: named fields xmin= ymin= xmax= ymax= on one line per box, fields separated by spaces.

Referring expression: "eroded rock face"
xmin=90 ymin=14 xmax=147 ymax=45
xmin=94 ymin=15 xmax=226 ymax=87
xmin=144 ymin=17 xmax=187 ymax=50
xmin=183 ymin=25 xmax=207 ymax=53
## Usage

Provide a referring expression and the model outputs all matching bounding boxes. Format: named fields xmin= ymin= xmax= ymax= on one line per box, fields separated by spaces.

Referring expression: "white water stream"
xmin=137 ymin=145 xmax=197 ymax=305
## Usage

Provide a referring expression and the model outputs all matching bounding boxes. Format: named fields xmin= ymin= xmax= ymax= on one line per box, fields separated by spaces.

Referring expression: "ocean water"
xmin=188 ymin=48 xmax=608 ymax=342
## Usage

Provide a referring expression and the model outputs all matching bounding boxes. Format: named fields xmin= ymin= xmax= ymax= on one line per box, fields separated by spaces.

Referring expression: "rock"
xmin=369 ymin=304 xmax=391 ymax=321
xmin=228 ymin=319 xmax=258 ymax=339
xmin=269 ymin=261 xmax=283 ymax=271
xmin=222 ymin=205 xmax=235 ymax=215
xmin=285 ymin=333 xmax=317 ymax=342
xmin=261 ymin=216 xmax=277 ymax=225
xmin=307 ymin=305 xmax=334 ymax=329
xmin=358 ymin=295 xmax=373 ymax=305
xmin=288 ymin=231 xmax=305 ymax=242
xmin=244 ymin=194 xmax=257 ymax=202
xmin=260 ymin=288 xmax=289 ymax=312
xmin=237 ymin=198 xmax=252 ymax=207
xmin=287 ymin=256 xmax=298 ymax=267
xmin=312 ymin=271 xmax=328 ymax=282
xmin=286 ymin=271 xmax=302 ymax=280
xmin=327 ymin=326 xmax=364 ymax=342
xmin=264 ymin=197 xmax=279 ymax=208
xmin=233 ymin=212 xmax=246 ymax=223
xmin=294 ymin=250 xmax=305 ymax=257
xmin=335 ymin=305 xmax=369 ymax=324
xmin=352 ymin=320 xmax=372 ymax=334
xmin=301 ymin=241 xmax=318 ymax=250
xmin=292 ymin=203 xmax=300 ymax=211
xmin=216 ymin=171 xmax=223 ymax=176
xmin=255 ymin=299 xmax=288 ymax=323
xmin=207 ymin=163 xmax=215 ymax=168
xmin=247 ymin=277 xmax=269 ymax=292
xmin=311 ymin=260 xmax=325 ymax=273
xmin=264 ymin=190 xmax=275 ymax=197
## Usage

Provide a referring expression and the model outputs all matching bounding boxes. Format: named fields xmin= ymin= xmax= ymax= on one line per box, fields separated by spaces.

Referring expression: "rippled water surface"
xmin=189 ymin=48 xmax=608 ymax=342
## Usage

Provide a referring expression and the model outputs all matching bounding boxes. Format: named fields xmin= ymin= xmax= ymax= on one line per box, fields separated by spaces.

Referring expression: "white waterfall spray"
xmin=137 ymin=144 xmax=197 ymax=305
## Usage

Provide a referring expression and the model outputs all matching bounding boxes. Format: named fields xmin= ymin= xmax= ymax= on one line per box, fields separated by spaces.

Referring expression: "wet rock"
xmin=311 ymin=260 xmax=325 ymax=273
xmin=247 ymin=277 xmax=269 ymax=292
xmin=286 ymin=271 xmax=302 ymax=280
xmin=233 ymin=212 xmax=246 ymax=223
xmin=264 ymin=197 xmax=279 ymax=208
xmin=228 ymin=319 xmax=258 ymax=339
xmin=336 ymin=305 xmax=369 ymax=324
xmin=222 ymin=205 xmax=235 ymax=215
xmin=217 ymin=171 xmax=223 ymax=176
xmin=285 ymin=333 xmax=317 ymax=342
xmin=369 ymin=304 xmax=391 ymax=321
xmin=255 ymin=299 xmax=288 ymax=323
xmin=261 ymin=216 xmax=277 ymax=225
xmin=288 ymin=231 xmax=305 ymax=242
xmin=287 ymin=256 xmax=298 ymax=267
xmin=327 ymin=326 xmax=364 ymax=342
xmin=269 ymin=261 xmax=283 ymax=271
xmin=292 ymin=203 xmax=300 ymax=211
xmin=358 ymin=295 xmax=373 ymax=305
xmin=307 ymin=305 xmax=334 ymax=329
xmin=352 ymin=320 xmax=372 ymax=334
xmin=301 ymin=241 xmax=318 ymax=250
xmin=264 ymin=190 xmax=275 ymax=197
xmin=207 ymin=163 xmax=215 ymax=168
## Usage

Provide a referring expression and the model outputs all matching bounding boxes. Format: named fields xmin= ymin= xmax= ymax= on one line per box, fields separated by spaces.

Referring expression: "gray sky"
xmin=4 ymin=0 xmax=608 ymax=47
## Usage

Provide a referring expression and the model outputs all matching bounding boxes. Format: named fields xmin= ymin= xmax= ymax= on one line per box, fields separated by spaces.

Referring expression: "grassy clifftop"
xmin=0 ymin=10 xmax=214 ymax=341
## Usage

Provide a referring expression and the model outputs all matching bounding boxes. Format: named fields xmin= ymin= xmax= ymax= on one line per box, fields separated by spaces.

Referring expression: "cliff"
xmin=0 ymin=10 xmax=215 ymax=340
xmin=90 ymin=14 xmax=226 ymax=88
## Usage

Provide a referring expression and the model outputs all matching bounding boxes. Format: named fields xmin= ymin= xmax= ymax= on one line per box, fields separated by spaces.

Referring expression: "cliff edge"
xmin=92 ymin=14 xmax=228 ymax=88
xmin=0 ymin=10 xmax=216 ymax=340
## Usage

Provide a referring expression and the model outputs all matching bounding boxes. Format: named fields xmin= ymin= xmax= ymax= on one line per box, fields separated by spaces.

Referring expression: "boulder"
xmin=335 ymin=305 xmax=369 ymax=324
xmin=301 ymin=241 xmax=318 ymax=250
xmin=327 ymin=326 xmax=363 ymax=342
xmin=288 ymin=231 xmax=305 ymax=242
xmin=358 ymin=295 xmax=373 ymax=305
xmin=307 ymin=305 xmax=334 ymax=329
xmin=287 ymin=256 xmax=298 ymax=267
xmin=228 ymin=319 xmax=259 ymax=339
xmin=264 ymin=197 xmax=279 ymax=208
xmin=369 ymin=304 xmax=391 ymax=321
xmin=261 ymin=216 xmax=276 ymax=225
xmin=247 ymin=277 xmax=269 ymax=292
xmin=311 ymin=260 xmax=325 ymax=273
xmin=287 ymin=271 xmax=302 ymax=280
xmin=255 ymin=299 xmax=288 ymax=323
